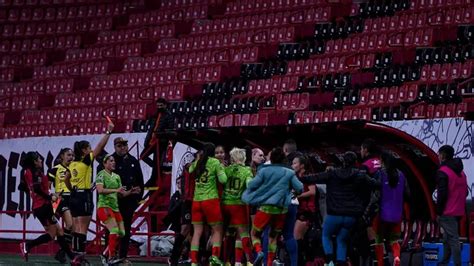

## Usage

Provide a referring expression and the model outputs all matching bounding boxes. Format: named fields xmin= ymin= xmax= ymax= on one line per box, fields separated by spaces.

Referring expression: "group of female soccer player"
xmin=18 ymin=121 xmax=140 ymax=265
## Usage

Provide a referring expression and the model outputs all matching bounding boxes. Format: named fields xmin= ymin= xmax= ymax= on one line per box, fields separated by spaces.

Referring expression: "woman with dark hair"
xmin=301 ymin=151 xmax=380 ymax=266
xmin=371 ymin=151 xmax=409 ymax=266
xmin=96 ymin=154 xmax=140 ymax=264
xmin=47 ymin=148 xmax=74 ymax=263
xmin=215 ymin=145 xmax=228 ymax=166
xmin=19 ymin=152 xmax=74 ymax=262
xmin=189 ymin=143 xmax=228 ymax=266
xmin=242 ymin=147 xmax=303 ymax=266
xmin=292 ymin=155 xmax=317 ymax=265
xmin=68 ymin=121 xmax=114 ymax=263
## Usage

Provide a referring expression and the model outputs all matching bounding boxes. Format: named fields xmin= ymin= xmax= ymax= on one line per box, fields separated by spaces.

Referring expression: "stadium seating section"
xmin=0 ymin=0 xmax=473 ymax=138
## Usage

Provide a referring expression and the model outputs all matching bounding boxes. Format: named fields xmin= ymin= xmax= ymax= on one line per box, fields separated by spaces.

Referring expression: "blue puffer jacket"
xmin=242 ymin=164 xmax=303 ymax=208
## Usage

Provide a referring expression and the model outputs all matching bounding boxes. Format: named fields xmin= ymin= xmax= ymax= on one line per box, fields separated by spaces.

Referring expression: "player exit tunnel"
xmin=174 ymin=120 xmax=445 ymax=245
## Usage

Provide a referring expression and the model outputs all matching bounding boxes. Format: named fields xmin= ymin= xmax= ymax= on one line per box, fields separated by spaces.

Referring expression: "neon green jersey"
xmin=222 ymin=164 xmax=253 ymax=205
xmin=189 ymin=157 xmax=227 ymax=201
xmin=96 ymin=170 xmax=122 ymax=211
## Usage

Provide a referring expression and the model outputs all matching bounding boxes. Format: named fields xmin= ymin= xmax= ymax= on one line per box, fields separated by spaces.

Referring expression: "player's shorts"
xmin=372 ymin=215 xmax=401 ymax=243
xmin=70 ymin=190 xmax=94 ymax=217
xmin=54 ymin=194 xmax=70 ymax=217
xmin=181 ymin=200 xmax=192 ymax=225
xmin=97 ymin=207 xmax=123 ymax=223
xmin=223 ymin=204 xmax=249 ymax=227
xmin=33 ymin=203 xmax=58 ymax=227
xmin=296 ymin=210 xmax=316 ymax=222
xmin=191 ymin=199 xmax=223 ymax=225
xmin=253 ymin=210 xmax=286 ymax=233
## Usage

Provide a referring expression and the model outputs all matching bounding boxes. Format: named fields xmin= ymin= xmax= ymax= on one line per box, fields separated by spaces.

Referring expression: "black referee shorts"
xmin=70 ymin=190 xmax=94 ymax=217
xmin=55 ymin=194 xmax=71 ymax=217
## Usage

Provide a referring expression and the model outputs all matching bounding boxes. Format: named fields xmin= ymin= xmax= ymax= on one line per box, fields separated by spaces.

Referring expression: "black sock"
xmin=57 ymin=235 xmax=74 ymax=259
xmin=64 ymin=229 xmax=72 ymax=244
xmin=170 ymin=234 xmax=186 ymax=262
xmin=297 ymin=240 xmax=305 ymax=266
xmin=72 ymin=233 xmax=80 ymax=252
xmin=27 ymin=233 xmax=52 ymax=250
xmin=78 ymin=233 xmax=87 ymax=253
xmin=325 ymin=253 xmax=334 ymax=263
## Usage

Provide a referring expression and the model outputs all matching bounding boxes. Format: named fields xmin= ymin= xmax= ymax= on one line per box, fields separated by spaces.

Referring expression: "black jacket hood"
xmin=442 ymin=158 xmax=464 ymax=175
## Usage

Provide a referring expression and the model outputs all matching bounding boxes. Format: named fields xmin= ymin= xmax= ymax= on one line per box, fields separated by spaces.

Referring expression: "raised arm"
xmin=92 ymin=121 xmax=114 ymax=158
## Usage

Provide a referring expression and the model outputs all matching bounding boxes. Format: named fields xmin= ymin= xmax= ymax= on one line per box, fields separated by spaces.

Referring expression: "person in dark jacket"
xmin=110 ymin=137 xmax=144 ymax=263
xmin=283 ymin=139 xmax=300 ymax=165
xmin=301 ymin=151 xmax=379 ymax=266
xmin=436 ymin=145 xmax=468 ymax=266
xmin=142 ymin=98 xmax=175 ymax=180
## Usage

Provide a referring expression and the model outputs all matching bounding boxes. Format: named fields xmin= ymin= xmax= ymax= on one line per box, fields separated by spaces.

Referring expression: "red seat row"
xmin=0 ymin=0 xmax=130 ymax=8
xmin=33 ymin=59 xmax=122 ymax=79
xmin=1 ymin=51 xmax=48 ymax=66
xmin=160 ymin=0 xmax=219 ymax=9
xmin=247 ymin=76 xmax=299 ymax=95
xmin=363 ymin=7 xmax=473 ymax=35
xmin=0 ymin=35 xmax=81 ymax=53
xmin=20 ymin=104 xmax=147 ymax=126
xmin=1 ymin=17 xmax=112 ymax=39
xmin=1 ymin=78 xmax=77 ymax=96
xmin=420 ymin=61 xmax=474 ymax=83
xmin=123 ymin=46 xmax=260 ymax=72
xmin=54 ymin=89 xmax=142 ymax=107
xmin=287 ymin=54 xmax=375 ymax=76
xmin=1 ymin=3 xmax=129 ymax=23
xmin=155 ymin=27 xmax=295 ymax=54
xmin=96 ymin=25 xmax=174 ymax=45
xmin=325 ymin=27 xmax=457 ymax=57
xmin=2 ymin=120 xmax=135 ymax=139
xmin=191 ymin=7 xmax=331 ymax=35
xmin=408 ymin=102 xmax=471 ymax=119
xmin=127 ymin=5 xmax=207 ymax=27
xmin=225 ymin=0 xmax=328 ymax=15
xmin=358 ymin=84 xmax=419 ymax=107
xmin=410 ymin=0 xmax=472 ymax=11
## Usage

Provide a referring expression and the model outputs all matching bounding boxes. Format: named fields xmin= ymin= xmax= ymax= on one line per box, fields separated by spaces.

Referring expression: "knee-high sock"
xmin=26 ymin=233 xmax=52 ymax=250
xmin=190 ymin=245 xmax=199 ymax=264
xmin=235 ymin=240 xmax=243 ymax=263
xmin=108 ymin=234 xmax=119 ymax=258
xmin=212 ymin=242 xmax=221 ymax=258
xmin=252 ymin=238 xmax=262 ymax=253
xmin=241 ymin=234 xmax=252 ymax=259
xmin=267 ymin=242 xmax=277 ymax=266
xmin=374 ymin=244 xmax=384 ymax=266
xmin=391 ymin=242 xmax=401 ymax=259
xmin=57 ymin=235 xmax=74 ymax=259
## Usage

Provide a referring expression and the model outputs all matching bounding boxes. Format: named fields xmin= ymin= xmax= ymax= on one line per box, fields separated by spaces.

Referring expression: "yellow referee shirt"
xmin=69 ymin=152 xmax=94 ymax=190
xmin=48 ymin=164 xmax=71 ymax=193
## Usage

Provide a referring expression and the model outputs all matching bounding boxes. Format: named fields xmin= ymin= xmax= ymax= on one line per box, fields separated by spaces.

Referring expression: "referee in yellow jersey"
xmin=48 ymin=147 xmax=74 ymax=263
xmin=67 ymin=121 xmax=114 ymax=262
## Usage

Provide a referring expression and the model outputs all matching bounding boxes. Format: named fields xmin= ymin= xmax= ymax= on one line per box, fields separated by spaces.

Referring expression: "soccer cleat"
xmin=54 ymin=249 xmax=67 ymax=264
xmin=253 ymin=252 xmax=264 ymax=265
xmin=100 ymin=254 xmax=108 ymax=266
xmin=108 ymin=256 xmax=123 ymax=265
xmin=19 ymin=242 xmax=28 ymax=262
xmin=209 ymin=256 xmax=224 ymax=266
xmin=225 ymin=262 xmax=232 ymax=266
xmin=246 ymin=262 xmax=254 ymax=266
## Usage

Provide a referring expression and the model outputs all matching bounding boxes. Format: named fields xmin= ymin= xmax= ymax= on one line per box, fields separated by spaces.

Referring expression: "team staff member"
xmin=67 ymin=121 xmax=114 ymax=260
xmin=19 ymin=152 xmax=74 ymax=262
xmin=436 ymin=145 xmax=468 ymax=266
xmin=97 ymin=154 xmax=140 ymax=264
xmin=48 ymin=148 xmax=75 ymax=263
xmin=107 ymin=137 xmax=144 ymax=263
xmin=189 ymin=143 xmax=227 ymax=266
xmin=223 ymin=148 xmax=254 ymax=266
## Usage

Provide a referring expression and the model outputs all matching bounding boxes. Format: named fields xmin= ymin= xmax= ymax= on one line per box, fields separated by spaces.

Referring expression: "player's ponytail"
xmin=18 ymin=151 xmax=40 ymax=192
xmin=195 ymin=143 xmax=215 ymax=179
xmin=381 ymin=151 xmax=399 ymax=188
